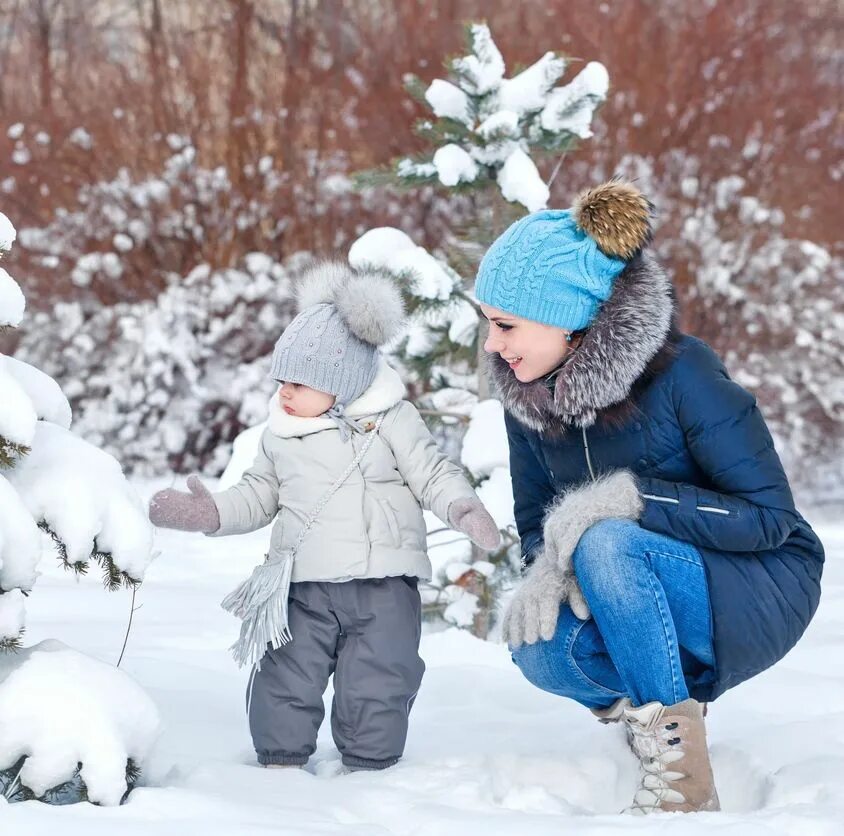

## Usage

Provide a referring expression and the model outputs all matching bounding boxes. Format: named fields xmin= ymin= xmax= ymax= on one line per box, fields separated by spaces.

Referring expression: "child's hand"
xmin=447 ymin=498 xmax=501 ymax=551
xmin=148 ymin=475 xmax=221 ymax=533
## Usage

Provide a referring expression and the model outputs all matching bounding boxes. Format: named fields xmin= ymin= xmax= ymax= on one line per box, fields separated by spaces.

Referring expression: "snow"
xmin=540 ymin=62 xmax=609 ymax=139
xmin=0 ymin=474 xmax=42 ymax=592
xmin=4 ymin=422 xmax=154 ymax=578
xmin=0 ymin=365 xmax=37 ymax=447
xmin=348 ymin=227 xmax=416 ymax=271
xmin=476 ymin=110 xmax=520 ymax=140
xmin=447 ymin=299 xmax=479 ymax=346
xmin=0 ymin=640 xmax=161 ymax=805
xmin=0 ymin=211 xmax=16 ymax=251
xmin=349 ymin=227 xmax=455 ymax=301
xmin=475 ymin=466 xmax=515 ymax=531
xmin=461 ymin=399 xmax=509 ymax=478
xmin=7 ymin=502 xmax=843 ymax=833
xmin=0 ymin=268 xmax=25 ymax=328
xmin=68 ymin=127 xmax=93 ymax=150
xmin=0 ymin=355 xmax=72 ymax=429
xmin=219 ymin=421 xmax=267 ymax=490
xmin=498 ymin=52 xmax=567 ymax=115
xmin=425 ymin=80 xmax=473 ymax=127
xmin=453 ymin=24 xmax=505 ymax=95
xmin=0 ymin=589 xmax=25 ymax=643
xmin=497 ymin=148 xmax=549 ymax=212
xmin=432 ymin=144 xmax=479 ymax=186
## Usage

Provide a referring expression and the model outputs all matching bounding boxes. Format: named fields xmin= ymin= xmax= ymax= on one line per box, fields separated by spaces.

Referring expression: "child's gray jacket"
xmin=209 ymin=360 xmax=478 ymax=582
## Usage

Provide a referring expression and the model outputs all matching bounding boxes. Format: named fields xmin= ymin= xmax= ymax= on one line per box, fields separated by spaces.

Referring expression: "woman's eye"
xmin=497 ymin=323 xmax=513 ymax=331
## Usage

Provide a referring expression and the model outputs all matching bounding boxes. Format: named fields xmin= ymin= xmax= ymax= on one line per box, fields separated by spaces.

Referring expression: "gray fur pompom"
xmin=295 ymin=261 xmax=348 ymax=310
xmin=294 ymin=260 xmax=405 ymax=346
xmin=335 ymin=271 xmax=405 ymax=346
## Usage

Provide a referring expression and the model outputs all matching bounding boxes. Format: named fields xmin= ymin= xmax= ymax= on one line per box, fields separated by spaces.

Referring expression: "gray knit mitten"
xmin=543 ymin=470 xmax=643 ymax=578
xmin=447 ymin=497 xmax=501 ymax=551
xmin=502 ymin=547 xmax=587 ymax=646
xmin=148 ymin=475 xmax=221 ymax=533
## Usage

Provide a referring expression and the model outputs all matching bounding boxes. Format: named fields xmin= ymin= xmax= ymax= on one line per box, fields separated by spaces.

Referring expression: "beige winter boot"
xmin=590 ymin=697 xmax=632 ymax=724
xmin=622 ymin=698 xmax=720 ymax=814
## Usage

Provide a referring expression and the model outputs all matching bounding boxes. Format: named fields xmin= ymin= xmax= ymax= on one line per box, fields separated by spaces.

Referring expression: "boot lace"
xmin=625 ymin=716 xmax=687 ymax=813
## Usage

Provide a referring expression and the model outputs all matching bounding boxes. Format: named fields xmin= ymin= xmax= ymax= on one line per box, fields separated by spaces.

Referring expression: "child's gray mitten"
xmin=148 ymin=475 xmax=221 ymax=533
xmin=502 ymin=547 xmax=587 ymax=646
xmin=447 ymin=497 xmax=501 ymax=551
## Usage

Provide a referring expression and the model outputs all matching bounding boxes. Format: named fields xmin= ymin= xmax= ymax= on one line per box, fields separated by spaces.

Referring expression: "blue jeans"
xmin=512 ymin=519 xmax=715 ymax=708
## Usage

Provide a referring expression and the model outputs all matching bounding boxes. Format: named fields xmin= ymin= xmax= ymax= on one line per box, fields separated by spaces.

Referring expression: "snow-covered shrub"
xmin=0 ymin=641 xmax=159 ymax=805
xmin=12 ymin=253 xmax=300 ymax=476
xmin=0 ymin=210 xmax=159 ymax=804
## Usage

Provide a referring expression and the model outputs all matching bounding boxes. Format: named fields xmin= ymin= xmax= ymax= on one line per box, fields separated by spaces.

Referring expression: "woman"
xmin=474 ymin=180 xmax=824 ymax=815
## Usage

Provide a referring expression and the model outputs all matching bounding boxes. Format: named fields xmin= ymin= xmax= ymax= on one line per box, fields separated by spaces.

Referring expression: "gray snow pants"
xmin=246 ymin=576 xmax=425 ymax=770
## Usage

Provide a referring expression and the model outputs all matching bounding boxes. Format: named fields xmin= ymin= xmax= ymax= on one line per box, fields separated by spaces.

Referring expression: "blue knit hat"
xmin=475 ymin=181 xmax=652 ymax=330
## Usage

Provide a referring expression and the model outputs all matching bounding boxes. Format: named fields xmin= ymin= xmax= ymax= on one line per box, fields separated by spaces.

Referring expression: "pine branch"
xmin=38 ymin=523 xmax=141 ymax=590
xmin=0 ymin=628 xmax=24 ymax=652
xmin=0 ymin=437 xmax=30 ymax=469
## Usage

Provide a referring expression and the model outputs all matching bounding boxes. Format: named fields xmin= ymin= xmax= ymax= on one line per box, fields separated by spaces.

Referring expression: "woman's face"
xmin=480 ymin=303 xmax=573 ymax=383
xmin=277 ymin=381 xmax=336 ymax=417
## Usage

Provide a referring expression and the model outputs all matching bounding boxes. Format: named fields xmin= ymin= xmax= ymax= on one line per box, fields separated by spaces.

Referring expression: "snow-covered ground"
xmin=4 ymin=481 xmax=842 ymax=835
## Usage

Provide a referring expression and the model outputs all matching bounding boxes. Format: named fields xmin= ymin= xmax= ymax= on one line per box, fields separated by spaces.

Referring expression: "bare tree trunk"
xmin=34 ymin=0 xmax=54 ymax=110
xmin=228 ymin=0 xmax=254 ymax=187
xmin=136 ymin=0 xmax=168 ymax=135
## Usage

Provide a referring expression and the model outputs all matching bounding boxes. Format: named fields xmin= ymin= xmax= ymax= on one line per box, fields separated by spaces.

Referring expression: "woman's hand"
xmin=447 ymin=497 xmax=501 ymax=551
xmin=502 ymin=548 xmax=590 ymax=646
xmin=148 ymin=475 xmax=221 ymax=533
xmin=543 ymin=470 xmax=643 ymax=575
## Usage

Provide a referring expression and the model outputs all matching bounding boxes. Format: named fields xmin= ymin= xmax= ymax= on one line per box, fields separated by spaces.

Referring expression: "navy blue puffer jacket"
xmin=492 ymin=256 xmax=824 ymax=702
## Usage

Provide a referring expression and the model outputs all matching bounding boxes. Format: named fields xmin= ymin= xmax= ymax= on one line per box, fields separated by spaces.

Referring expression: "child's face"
xmin=278 ymin=381 xmax=336 ymax=418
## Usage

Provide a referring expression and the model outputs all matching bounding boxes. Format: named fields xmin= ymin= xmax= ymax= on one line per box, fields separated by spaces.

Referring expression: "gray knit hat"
xmin=270 ymin=261 xmax=405 ymax=412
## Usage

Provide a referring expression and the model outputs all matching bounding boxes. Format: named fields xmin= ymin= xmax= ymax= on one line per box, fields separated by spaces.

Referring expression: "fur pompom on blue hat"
xmin=474 ymin=180 xmax=653 ymax=330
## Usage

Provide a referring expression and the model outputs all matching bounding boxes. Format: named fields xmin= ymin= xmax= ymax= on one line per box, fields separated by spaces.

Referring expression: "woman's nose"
xmin=484 ymin=333 xmax=503 ymax=353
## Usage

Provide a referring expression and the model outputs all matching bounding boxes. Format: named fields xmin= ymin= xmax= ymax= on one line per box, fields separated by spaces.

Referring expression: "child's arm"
xmin=148 ymin=428 xmax=280 ymax=536
xmin=208 ymin=428 xmax=281 ymax=536
xmin=381 ymin=401 xmax=500 ymax=550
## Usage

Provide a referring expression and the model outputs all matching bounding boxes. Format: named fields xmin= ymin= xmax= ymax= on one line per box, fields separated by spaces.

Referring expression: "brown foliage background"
xmin=1 ymin=0 xmax=839 ymax=301
xmin=0 ymin=0 xmax=841 ymax=484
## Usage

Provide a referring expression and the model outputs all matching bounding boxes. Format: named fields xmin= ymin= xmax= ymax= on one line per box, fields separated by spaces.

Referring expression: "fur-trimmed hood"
xmin=267 ymin=357 xmax=406 ymax=438
xmin=487 ymin=253 xmax=677 ymax=433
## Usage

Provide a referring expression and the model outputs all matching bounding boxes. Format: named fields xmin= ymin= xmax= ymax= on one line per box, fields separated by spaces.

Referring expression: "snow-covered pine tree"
xmin=358 ymin=22 xmax=608 ymax=214
xmin=0 ymin=210 xmax=159 ymax=805
xmin=352 ymin=23 xmax=609 ymax=637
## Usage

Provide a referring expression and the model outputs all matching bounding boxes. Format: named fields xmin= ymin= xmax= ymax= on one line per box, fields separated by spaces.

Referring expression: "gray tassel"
xmin=221 ymin=550 xmax=295 ymax=669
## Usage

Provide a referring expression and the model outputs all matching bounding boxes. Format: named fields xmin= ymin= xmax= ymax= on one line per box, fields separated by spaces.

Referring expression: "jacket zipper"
xmin=581 ymin=426 xmax=596 ymax=481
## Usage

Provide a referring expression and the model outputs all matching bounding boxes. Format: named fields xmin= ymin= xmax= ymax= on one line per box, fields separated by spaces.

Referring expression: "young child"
xmin=148 ymin=262 xmax=500 ymax=771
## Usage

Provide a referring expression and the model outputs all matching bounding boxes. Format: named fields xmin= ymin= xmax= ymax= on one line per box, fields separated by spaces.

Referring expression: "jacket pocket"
xmin=642 ymin=493 xmax=732 ymax=516
xmin=269 ymin=509 xmax=287 ymax=553
xmin=381 ymin=500 xmax=403 ymax=546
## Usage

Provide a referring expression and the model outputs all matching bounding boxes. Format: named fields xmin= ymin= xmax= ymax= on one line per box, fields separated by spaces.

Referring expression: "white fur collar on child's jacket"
xmin=266 ymin=358 xmax=406 ymax=439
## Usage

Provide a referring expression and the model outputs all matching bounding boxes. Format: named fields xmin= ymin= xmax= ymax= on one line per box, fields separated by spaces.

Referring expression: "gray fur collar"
xmin=487 ymin=253 xmax=675 ymax=433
